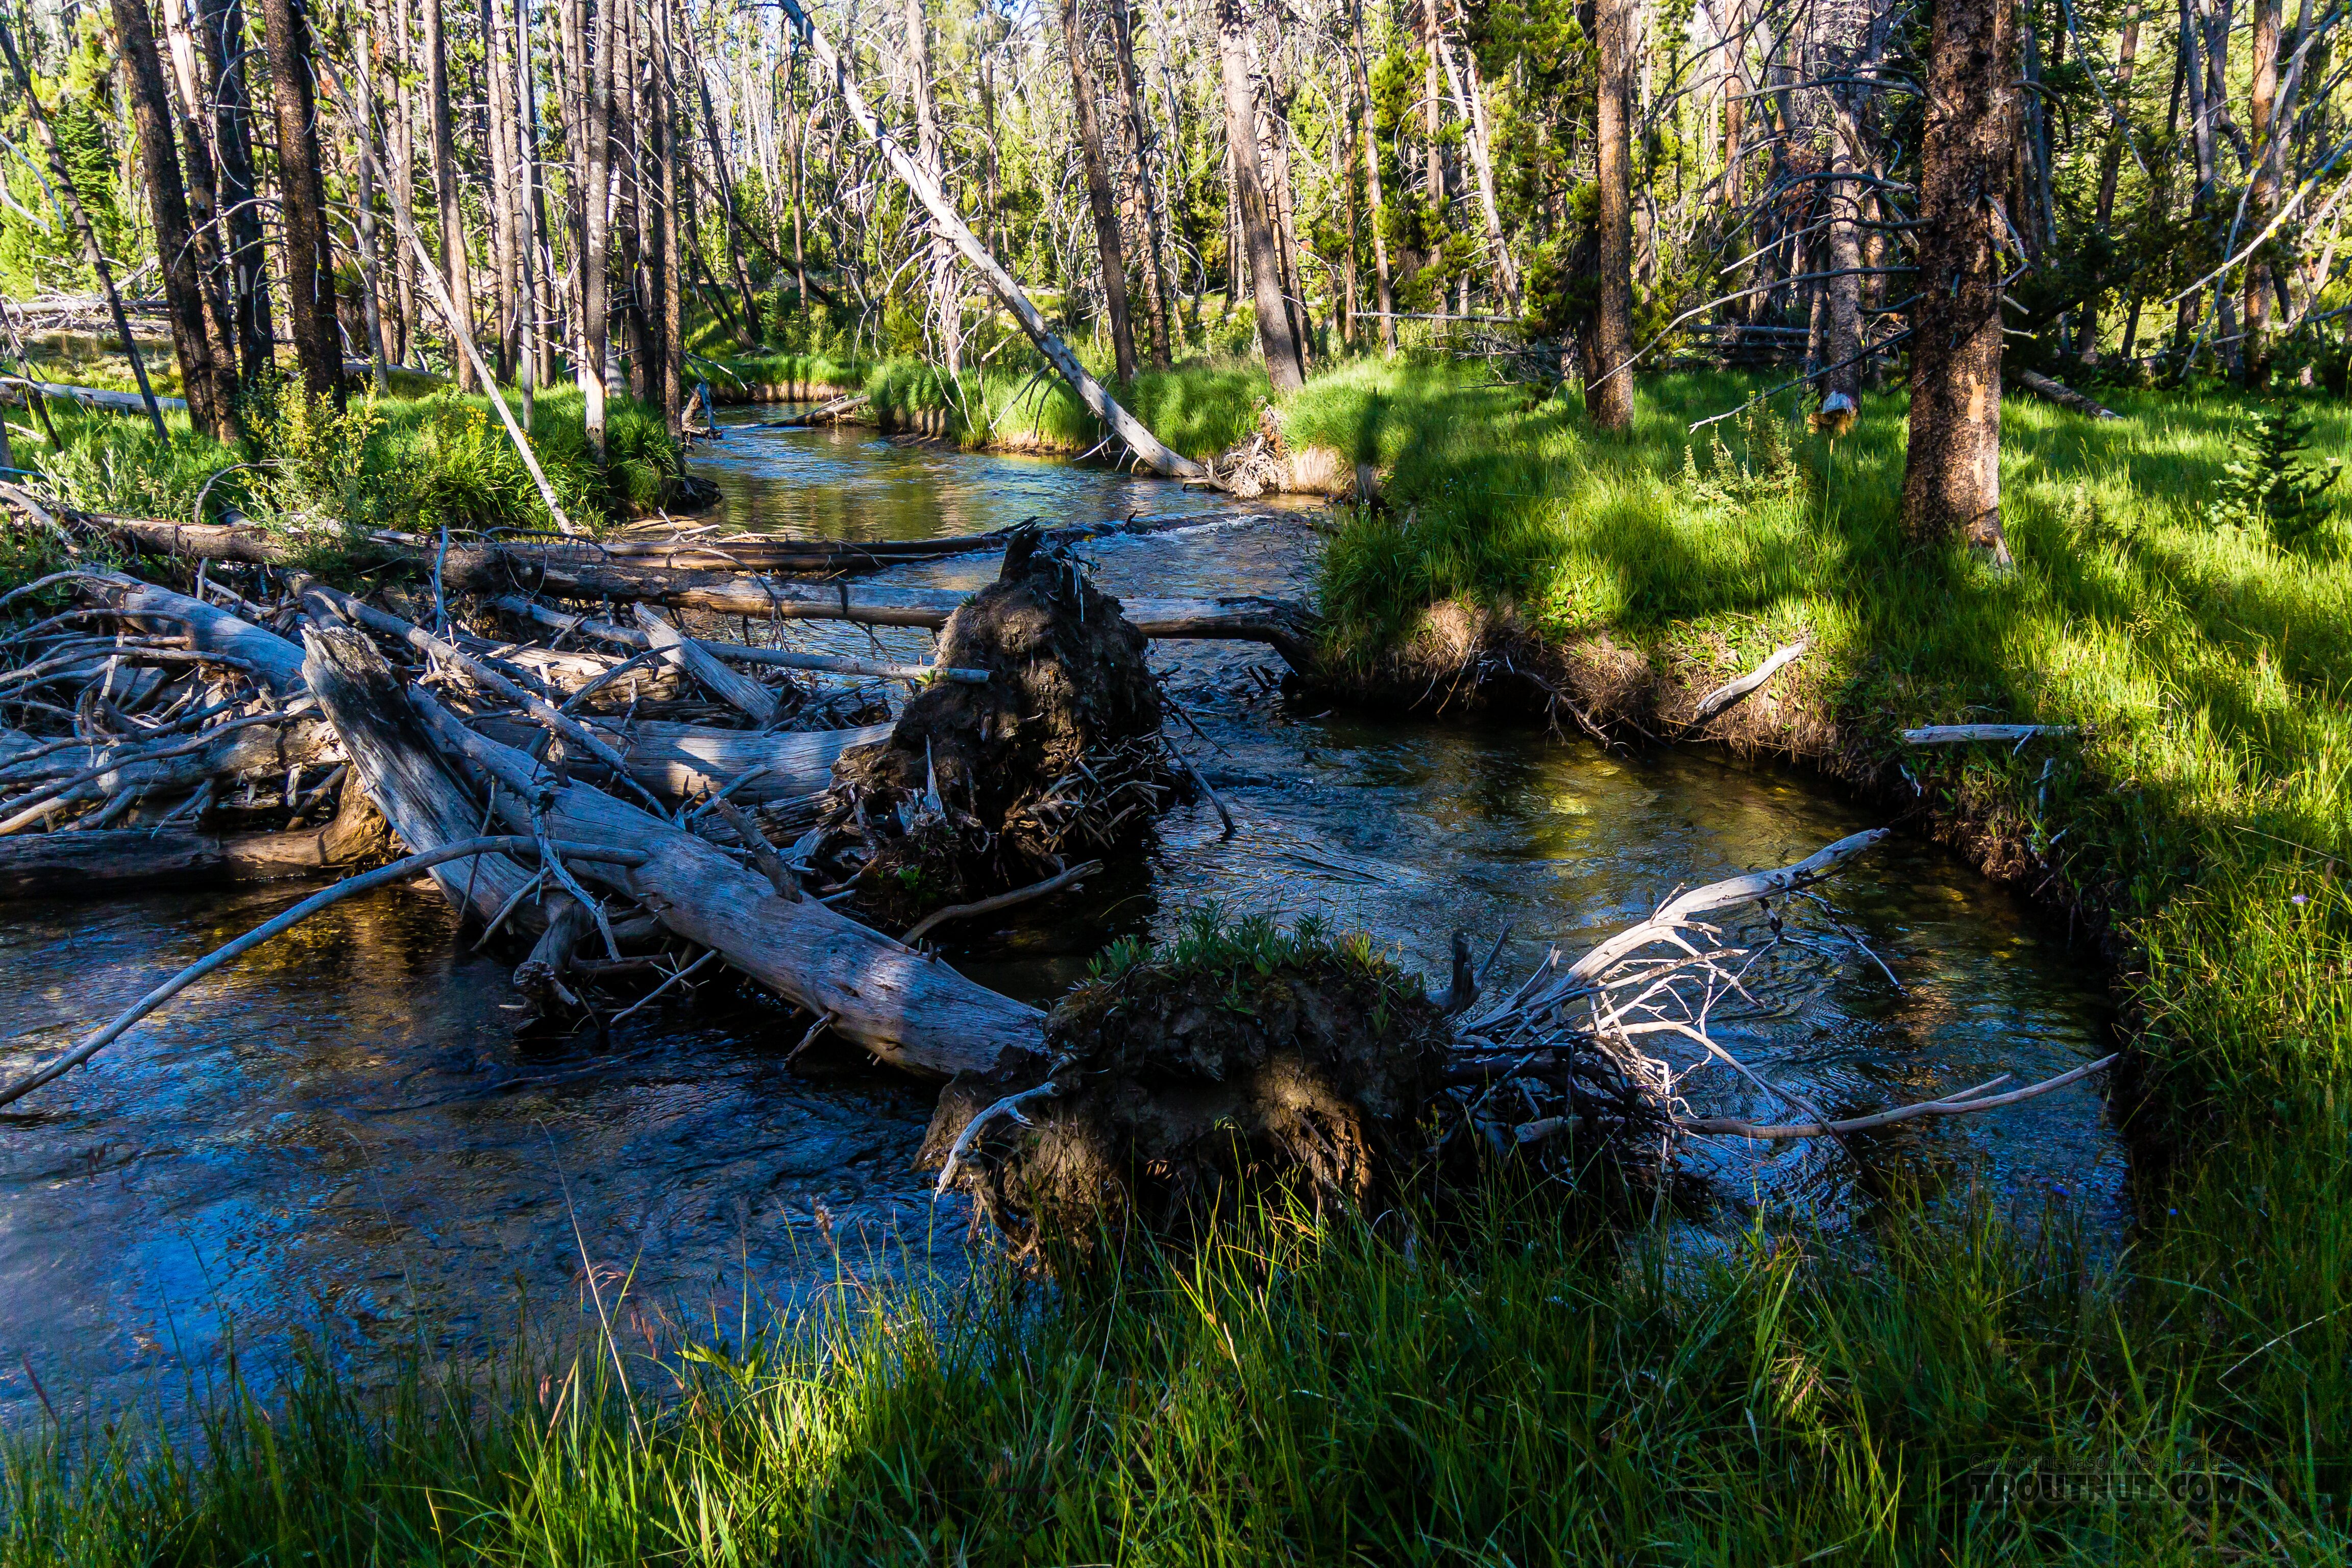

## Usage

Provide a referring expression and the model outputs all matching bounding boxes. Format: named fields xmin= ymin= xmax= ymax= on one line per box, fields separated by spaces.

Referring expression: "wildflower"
xmin=2292 ymin=894 xmax=2310 ymax=906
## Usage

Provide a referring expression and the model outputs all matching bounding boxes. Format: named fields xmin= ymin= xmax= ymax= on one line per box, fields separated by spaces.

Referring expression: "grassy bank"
xmin=1 ymin=382 xmax=678 ymax=596
xmin=710 ymin=348 xmax=1274 ymax=461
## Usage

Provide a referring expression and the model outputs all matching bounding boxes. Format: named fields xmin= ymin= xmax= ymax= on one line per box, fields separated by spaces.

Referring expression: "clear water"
xmin=0 ymin=409 xmax=2125 ymax=1433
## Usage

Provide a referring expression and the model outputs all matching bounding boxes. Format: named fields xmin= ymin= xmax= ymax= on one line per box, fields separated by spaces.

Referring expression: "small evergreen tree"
xmin=2210 ymin=403 xmax=2343 ymax=550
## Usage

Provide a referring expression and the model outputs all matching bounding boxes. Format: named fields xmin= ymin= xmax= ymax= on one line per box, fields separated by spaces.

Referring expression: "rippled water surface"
xmin=0 ymin=408 xmax=2125 ymax=1432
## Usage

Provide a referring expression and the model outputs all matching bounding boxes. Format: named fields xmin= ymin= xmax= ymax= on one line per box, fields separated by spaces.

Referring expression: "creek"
xmin=0 ymin=409 xmax=2126 ymax=1433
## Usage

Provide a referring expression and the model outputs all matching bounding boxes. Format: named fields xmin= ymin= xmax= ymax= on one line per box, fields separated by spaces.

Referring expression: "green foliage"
xmin=1087 ymin=904 xmax=1392 ymax=993
xmin=23 ymin=402 xmax=240 ymax=523
xmin=2207 ymin=399 xmax=2342 ymax=551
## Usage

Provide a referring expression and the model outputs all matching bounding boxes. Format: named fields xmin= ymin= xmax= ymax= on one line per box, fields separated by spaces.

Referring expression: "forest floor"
xmin=4 ymin=360 xmax=2349 ymax=1561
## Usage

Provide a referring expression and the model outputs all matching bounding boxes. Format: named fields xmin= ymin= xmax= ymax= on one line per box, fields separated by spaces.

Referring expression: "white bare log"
xmin=1901 ymin=724 xmax=2076 ymax=745
xmin=633 ymin=603 xmax=781 ymax=725
xmin=1692 ymin=641 xmax=1806 ymax=724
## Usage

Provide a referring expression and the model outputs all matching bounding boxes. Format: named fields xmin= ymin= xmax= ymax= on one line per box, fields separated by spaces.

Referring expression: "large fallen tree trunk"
xmin=303 ymin=624 xmax=1046 ymax=1075
xmin=498 ymin=558 xmax=1325 ymax=673
xmin=470 ymin=715 xmax=886 ymax=805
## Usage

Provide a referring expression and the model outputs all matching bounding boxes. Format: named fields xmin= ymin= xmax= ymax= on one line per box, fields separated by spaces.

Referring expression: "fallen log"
xmin=77 ymin=569 xmax=309 ymax=692
xmin=1901 ymin=724 xmax=2077 ymax=746
xmin=0 ymin=783 xmax=389 ymax=898
xmin=469 ymin=715 xmax=887 ymax=805
xmin=498 ymin=558 xmax=1325 ymax=673
xmin=386 ymin=645 xmax=1048 ymax=1077
xmin=750 ymin=391 xmax=871 ymax=427
xmin=634 ymin=603 xmax=781 ymax=725
xmin=492 ymin=595 xmax=987 ymax=684
xmin=0 ymin=378 xmax=188 ymax=414
xmin=2009 ymin=368 xmax=2121 ymax=421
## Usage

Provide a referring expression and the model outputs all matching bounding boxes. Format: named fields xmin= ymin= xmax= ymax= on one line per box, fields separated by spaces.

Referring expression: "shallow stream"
xmin=0 ymin=411 xmax=2125 ymax=1433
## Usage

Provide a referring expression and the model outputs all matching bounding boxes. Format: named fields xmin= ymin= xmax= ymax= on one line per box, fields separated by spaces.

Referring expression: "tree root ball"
xmin=921 ymin=915 xmax=1452 ymax=1243
xmin=831 ymin=528 xmax=1167 ymax=927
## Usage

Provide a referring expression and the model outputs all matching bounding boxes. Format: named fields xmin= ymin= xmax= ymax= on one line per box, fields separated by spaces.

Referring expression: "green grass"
xmin=0 ymin=380 xmax=680 ymax=600
xmin=708 ymin=346 xmax=1272 ymax=460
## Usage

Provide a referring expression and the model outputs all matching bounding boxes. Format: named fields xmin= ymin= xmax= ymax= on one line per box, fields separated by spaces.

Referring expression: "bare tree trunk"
xmin=1214 ymin=0 xmax=1303 ymax=390
xmin=1262 ymin=88 xmax=1312 ymax=364
xmin=654 ymin=0 xmax=683 ymax=442
xmin=382 ymin=0 xmax=414 ymax=362
xmin=112 ymin=0 xmax=236 ymax=438
xmin=2080 ymin=0 xmax=2140 ymax=359
xmin=516 ymin=0 xmax=543 ymax=412
xmin=1821 ymin=88 xmax=1868 ymax=398
xmin=1901 ymin=0 xmax=2016 ymax=562
xmin=353 ymin=19 xmax=393 ymax=394
xmin=1586 ymin=0 xmax=1635 ymax=430
xmin=155 ymin=0 xmax=242 ymax=393
xmin=259 ymin=0 xmax=342 ymax=406
xmin=1447 ymin=38 xmax=1520 ymax=312
xmin=2244 ymin=0 xmax=2281 ymax=381
xmin=617 ymin=0 xmax=647 ymax=402
xmin=1719 ymin=0 xmax=1747 ymax=209
xmin=580 ymin=0 xmax=618 ymax=460
xmin=691 ymin=43 xmax=767 ymax=346
xmin=425 ymin=0 xmax=477 ymax=389
xmin=1420 ymin=0 xmax=1442 ymax=204
xmin=193 ymin=0 xmax=271 ymax=380
xmin=483 ymin=0 xmax=521 ymax=382
xmin=1059 ymin=0 xmax=1137 ymax=381
xmin=1108 ymin=0 xmax=1170 ymax=369
xmin=1350 ymin=0 xmax=1394 ymax=355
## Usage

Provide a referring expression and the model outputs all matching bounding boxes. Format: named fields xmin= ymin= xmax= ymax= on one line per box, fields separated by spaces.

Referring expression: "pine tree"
xmin=2211 ymin=404 xmax=2343 ymax=551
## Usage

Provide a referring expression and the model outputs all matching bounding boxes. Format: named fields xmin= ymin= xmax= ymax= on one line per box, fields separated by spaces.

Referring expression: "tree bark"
xmin=1108 ymin=0 xmax=1170 ymax=369
xmin=1586 ymin=0 xmax=1635 ymax=430
xmin=113 ymin=0 xmax=238 ymax=439
xmin=1059 ymin=0 xmax=1136 ymax=381
xmin=1214 ymin=0 xmax=1303 ymax=391
xmin=655 ymin=0 xmax=683 ymax=440
xmin=425 ymin=0 xmax=477 ymax=390
xmin=483 ymin=0 xmax=521 ymax=381
xmin=1901 ymin=0 xmax=2016 ymax=562
xmin=194 ymin=0 xmax=273 ymax=381
xmin=1350 ymin=0 xmax=1395 ymax=354
xmin=155 ymin=0 xmax=242 ymax=394
xmin=2244 ymin=0 xmax=2281 ymax=380
xmin=580 ymin=0 xmax=619 ymax=460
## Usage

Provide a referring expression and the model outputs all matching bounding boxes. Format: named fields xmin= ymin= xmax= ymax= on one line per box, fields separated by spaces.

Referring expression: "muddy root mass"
xmin=826 ymin=530 xmax=1170 ymax=928
xmin=924 ymin=940 xmax=1450 ymax=1242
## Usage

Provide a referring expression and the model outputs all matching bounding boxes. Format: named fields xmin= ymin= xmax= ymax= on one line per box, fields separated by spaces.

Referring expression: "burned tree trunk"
xmin=197 ymin=0 xmax=273 ymax=382
xmin=1900 ymin=0 xmax=2017 ymax=562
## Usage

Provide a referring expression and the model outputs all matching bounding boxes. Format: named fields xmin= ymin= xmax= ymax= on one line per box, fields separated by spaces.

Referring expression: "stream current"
xmin=0 ymin=409 xmax=2126 ymax=1432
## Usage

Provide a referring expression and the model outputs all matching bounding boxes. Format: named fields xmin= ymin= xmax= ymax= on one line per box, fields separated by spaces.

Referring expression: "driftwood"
xmin=751 ymin=391 xmax=871 ymax=427
xmin=633 ymin=603 xmax=781 ymax=725
xmin=1692 ymin=641 xmax=1806 ymax=725
xmin=0 ymin=783 xmax=388 ymax=897
xmin=493 ymin=596 xmax=986 ymax=684
xmin=1901 ymin=724 xmax=2077 ymax=745
xmin=469 ymin=715 xmax=885 ymax=805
